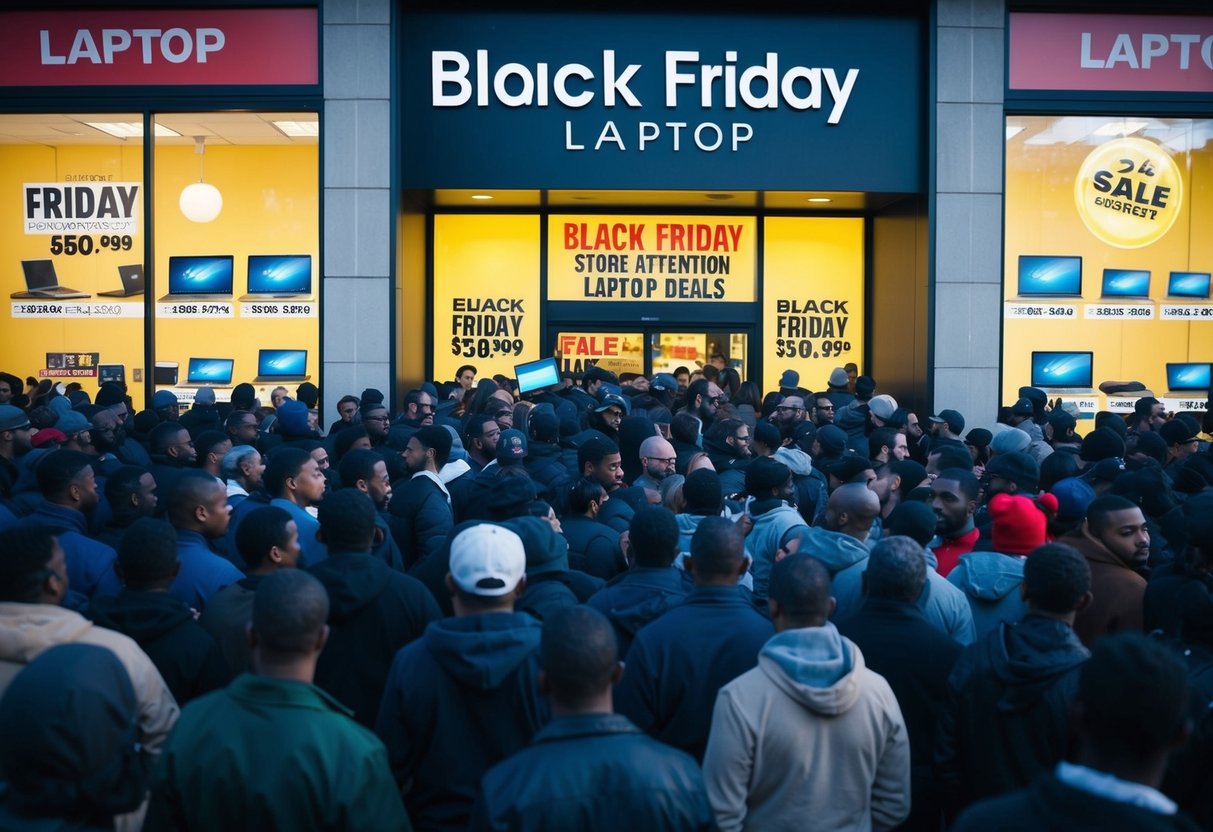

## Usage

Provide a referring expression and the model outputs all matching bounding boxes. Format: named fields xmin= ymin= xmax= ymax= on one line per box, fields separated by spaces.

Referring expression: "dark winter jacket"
xmin=560 ymin=515 xmax=624 ymax=580
xmin=585 ymin=566 xmax=694 ymax=655
xmin=388 ymin=472 xmax=453 ymax=570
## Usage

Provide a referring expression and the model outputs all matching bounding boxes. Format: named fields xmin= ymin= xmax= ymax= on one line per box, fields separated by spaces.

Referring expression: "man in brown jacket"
xmin=1063 ymin=495 xmax=1149 ymax=647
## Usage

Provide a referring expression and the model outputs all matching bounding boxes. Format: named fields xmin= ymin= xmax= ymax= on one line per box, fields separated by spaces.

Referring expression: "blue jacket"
xmin=615 ymin=584 xmax=773 ymax=760
xmin=169 ymin=529 xmax=244 ymax=612
xmin=471 ymin=713 xmax=715 ymax=831
xmin=269 ymin=498 xmax=327 ymax=568
xmin=376 ymin=612 xmax=549 ymax=832
xmin=796 ymin=524 xmax=871 ymax=617
xmin=746 ymin=502 xmax=810 ymax=600
xmin=585 ymin=566 xmax=694 ymax=655
xmin=20 ymin=500 xmax=120 ymax=600
xmin=948 ymin=551 xmax=1028 ymax=641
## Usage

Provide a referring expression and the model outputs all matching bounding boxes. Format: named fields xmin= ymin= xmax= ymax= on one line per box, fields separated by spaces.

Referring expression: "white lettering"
xmin=494 ymin=62 xmax=534 ymax=106
xmin=196 ymin=28 xmax=225 ymax=63
xmin=694 ymin=122 xmax=723 ymax=151
xmin=39 ymin=31 xmax=65 ymax=65
xmin=595 ymin=120 xmax=625 ymax=150
xmin=732 ymin=122 xmax=753 ymax=150
xmin=781 ymin=67 xmax=820 ymax=111
xmin=638 ymin=121 xmax=660 ymax=150
xmin=160 ymin=28 xmax=193 ymax=64
xmin=132 ymin=29 xmax=161 ymax=63
xmin=739 ymin=52 xmax=779 ymax=109
xmin=1080 ymin=33 xmax=1103 ymax=69
xmin=824 ymin=68 xmax=859 ymax=125
xmin=553 ymin=64 xmax=594 ymax=107
xmin=603 ymin=50 xmax=641 ymax=107
xmin=564 ymin=121 xmax=585 ymax=150
xmin=432 ymin=51 xmax=471 ymax=105
xmin=666 ymin=51 xmax=698 ymax=107
xmin=68 ymin=30 xmax=101 ymax=64
xmin=1139 ymin=33 xmax=1168 ymax=68
xmin=1105 ymin=33 xmax=1139 ymax=68
xmin=1170 ymin=34 xmax=1200 ymax=69
xmin=101 ymin=28 xmax=131 ymax=64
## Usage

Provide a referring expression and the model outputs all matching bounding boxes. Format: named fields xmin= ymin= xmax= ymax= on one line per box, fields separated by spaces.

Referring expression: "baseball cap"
xmin=929 ymin=409 xmax=964 ymax=434
xmin=151 ymin=390 xmax=178 ymax=410
xmin=1010 ymin=397 xmax=1034 ymax=417
xmin=55 ymin=411 xmax=90 ymax=437
xmin=0 ymin=405 xmax=31 ymax=431
xmin=1160 ymin=419 xmax=1199 ymax=446
xmin=194 ymin=387 xmax=216 ymax=406
xmin=593 ymin=392 xmax=628 ymax=414
xmin=823 ymin=453 xmax=874 ymax=483
xmin=984 ymin=450 xmax=1040 ymax=491
xmin=869 ymin=394 xmax=898 ymax=421
xmin=448 ymin=524 xmax=526 ymax=596
xmin=496 ymin=428 xmax=528 ymax=462
xmin=651 ymin=373 xmax=679 ymax=393
xmin=828 ymin=367 xmax=849 ymax=388
xmin=779 ymin=369 xmax=800 ymax=391
xmin=964 ymin=428 xmax=993 ymax=450
xmin=854 ymin=375 xmax=876 ymax=398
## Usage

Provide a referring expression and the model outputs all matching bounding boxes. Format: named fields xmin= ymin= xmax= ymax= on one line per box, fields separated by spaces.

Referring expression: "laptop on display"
xmin=255 ymin=349 xmax=310 ymax=382
xmin=98 ymin=264 xmax=145 ymax=298
xmin=1016 ymin=255 xmax=1082 ymax=299
xmin=1166 ymin=363 xmax=1211 ymax=395
xmin=11 ymin=259 xmax=90 ymax=299
xmin=1166 ymin=272 xmax=1212 ymax=300
xmin=158 ymin=255 xmax=234 ymax=302
xmin=515 ymin=357 xmax=560 ymax=394
xmin=1030 ymin=351 xmax=1094 ymax=394
xmin=240 ymin=255 xmax=313 ymax=301
xmin=181 ymin=357 xmax=235 ymax=387
xmin=1099 ymin=269 xmax=1151 ymax=300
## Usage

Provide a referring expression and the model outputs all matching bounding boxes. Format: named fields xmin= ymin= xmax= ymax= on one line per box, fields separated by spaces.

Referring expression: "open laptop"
xmin=254 ymin=349 xmax=310 ymax=382
xmin=180 ymin=357 xmax=235 ymax=387
xmin=1100 ymin=268 xmax=1151 ymax=300
xmin=515 ymin=357 xmax=560 ymax=394
xmin=157 ymin=255 xmax=234 ymax=302
xmin=1030 ymin=351 xmax=1094 ymax=394
xmin=239 ymin=255 xmax=313 ymax=301
xmin=1166 ymin=363 xmax=1211 ymax=395
xmin=1166 ymin=271 xmax=1211 ymax=300
xmin=1016 ymin=255 xmax=1082 ymax=300
xmin=11 ymin=259 xmax=90 ymax=299
xmin=98 ymin=264 xmax=145 ymax=298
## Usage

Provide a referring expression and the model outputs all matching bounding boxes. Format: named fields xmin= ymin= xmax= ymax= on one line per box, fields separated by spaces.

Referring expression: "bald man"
xmin=634 ymin=435 xmax=678 ymax=492
xmin=794 ymin=483 xmax=881 ymax=622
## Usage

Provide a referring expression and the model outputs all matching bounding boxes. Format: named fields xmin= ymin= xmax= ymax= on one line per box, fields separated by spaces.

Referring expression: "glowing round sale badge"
xmin=1074 ymin=137 xmax=1182 ymax=249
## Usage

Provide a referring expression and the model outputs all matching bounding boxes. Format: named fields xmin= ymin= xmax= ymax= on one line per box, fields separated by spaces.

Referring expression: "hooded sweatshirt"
xmin=585 ymin=566 xmax=694 ymax=655
xmin=938 ymin=615 xmax=1089 ymax=805
xmin=773 ymin=446 xmax=828 ymax=524
xmin=375 ymin=612 xmax=549 ymax=832
xmin=308 ymin=552 xmax=441 ymax=728
xmin=746 ymin=501 xmax=810 ymax=600
xmin=947 ymin=551 xmax=1029 ymax=641
xmin=703 ymin=624 xmax=910 ymax=832
xmin=796 ymin=525 xmax=871 ymax=618
xmin=86 ymin=589 xmax=228 ymax=706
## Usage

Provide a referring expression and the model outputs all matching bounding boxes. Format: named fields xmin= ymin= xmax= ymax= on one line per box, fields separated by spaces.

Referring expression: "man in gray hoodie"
xmin=794 ymin=483 xmax=880 ymax=619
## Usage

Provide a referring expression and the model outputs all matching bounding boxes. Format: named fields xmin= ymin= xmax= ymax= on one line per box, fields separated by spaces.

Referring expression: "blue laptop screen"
xmin=1168 ymin=272 xmax=1211 ymax=299
xmin=1030 ymin=352 xmax=1093 ymax=389
xmin=187 ymin=358 xmax=234 ymax=384
xmin=1167 ymin=363 xmax=1211 ymax=392
xmin=1018 ymin=255 xmax=1082 ymax=296
xmin=247 ymin=255 xmax=312 ymax=294
xmin=259 ymin=349 xmax=307 ymax=377
xmin=1101 ymin=269 xmax=1151 ymax=298
xmin=168 ymin=256 xmax=233 ymax=295
xmin=515 ymin=357 xmax=560 ymax=394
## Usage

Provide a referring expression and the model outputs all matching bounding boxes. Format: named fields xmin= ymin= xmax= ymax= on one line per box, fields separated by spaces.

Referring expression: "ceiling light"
xmin=85 ymin=122 xmax=180 ymax=139
xmin=1092 ymin=121 xmax=1148 ymax=137
xmin=471 ymin=194 xmax=494 ymax=200
xmin=179 ymin=136 xmax=222 ymax=223
xmin=1005 ymin=125 xmax=1025 ymax=140
xmin=807 ymin=197 xmax=831 ymax=203
xmin=272 ymin=120 xmax=319 ymax=137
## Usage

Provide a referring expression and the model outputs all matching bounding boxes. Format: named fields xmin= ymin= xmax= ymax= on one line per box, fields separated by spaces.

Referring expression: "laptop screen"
xmin=247 ymin=255 xmax=312 ymax=294
xmin=1030 ymin=351 xmax=1093 ymax=389
xmin=1101 ymin=269 xmax=1151 ymax=298
xmin=1166 ymin=363 xmax=1211 ymax=392
xmin=1167 ymin=272 xmax=1211 ymax=299
xmin=258 ymin=349 xmax=307 ymax=377
xmin=167 ymin=256 xmax=234 ymax=295
xmin=118 ymin=264 xmax=144 ymax=288
xmin=22 ymin=259 xmax=57 ymax=291
xmin=1017 ymin=255 xmax=1082 ymax=296
xmin=515 ymin=357 xmax=560 ymax=394
xmin=186 ymin=358 xmax=234 ymax=384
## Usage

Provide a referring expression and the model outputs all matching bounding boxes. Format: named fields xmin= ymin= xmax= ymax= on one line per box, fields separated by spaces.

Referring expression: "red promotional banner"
xmin=1010 ymin=13 xmax=1213 ymax=93
xmin=0 ymin=9 xmax=318 ymax=87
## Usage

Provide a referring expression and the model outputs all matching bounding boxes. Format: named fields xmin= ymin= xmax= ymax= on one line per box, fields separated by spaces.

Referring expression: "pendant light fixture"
xmin=179 ymin=136 xmax=223 ymax=223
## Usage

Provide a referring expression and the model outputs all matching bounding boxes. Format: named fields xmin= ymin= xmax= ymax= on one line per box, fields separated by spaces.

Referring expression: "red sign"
xmin=1010 ymin=13 xmax=1213 ymax=93
xmin=0 ymin=9 xmax=317 ymax=87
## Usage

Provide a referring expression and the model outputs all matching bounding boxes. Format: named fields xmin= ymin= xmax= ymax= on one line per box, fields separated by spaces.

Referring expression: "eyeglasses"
xmin=776 ymin=405 xmax=803 ymax=413
xmin=647 ymin=456 xmax=678 ymax=466
xmin=733 ymin=434 xmax=750 ymax=443
xmin=816 ymin=404 xmax=834 ymax=411
xmin=417 ymin=404 xmax=435 ymax=413
xmin=364 ymin=415 xmax=390 ymax=423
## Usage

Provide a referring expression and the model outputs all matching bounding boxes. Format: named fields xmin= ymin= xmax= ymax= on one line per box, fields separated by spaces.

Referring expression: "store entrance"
xmin=552 ymin=327 xmax=752 ymax=380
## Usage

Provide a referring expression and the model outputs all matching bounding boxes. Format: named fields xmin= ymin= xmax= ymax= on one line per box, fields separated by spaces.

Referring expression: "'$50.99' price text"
xmin=773 ymin=339 xmax=852 ymax=360
xmin=49 ymin=234 xmax=134 ymax=255
xmin=451 ymin=337 xmax=525 ymax=358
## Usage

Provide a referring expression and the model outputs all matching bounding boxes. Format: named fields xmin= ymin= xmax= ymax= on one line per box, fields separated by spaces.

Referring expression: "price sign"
xmin=11 ymin=301 xmax=142 ymax=318
xmin=1004 ymin=303 xmax=1078 ymax=319
xmin=157 ymin=302 xmax=234 ymax=319
xmin=1105 ymin=397 xmax=1137 ymax=413
xmin=1083 ymin=304 xmax=1155 ymax=320
xmin=1161 ymin=397 xmax=1208 ymax=414
xmin=239 ymin=302 xmax=317 ymax=318
xmin=1159 ymin=305 xmax=1213 ymax=321
xmin=772 ymin=338 xmax=853 ymax=360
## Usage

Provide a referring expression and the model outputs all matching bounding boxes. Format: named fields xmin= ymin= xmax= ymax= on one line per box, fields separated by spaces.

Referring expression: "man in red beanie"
xmin=947 ymin=493 xmax=1058 ymax=640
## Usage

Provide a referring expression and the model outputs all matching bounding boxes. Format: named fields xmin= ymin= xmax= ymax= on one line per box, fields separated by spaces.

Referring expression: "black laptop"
xmin=98 ymin=264 xmax=145 ymax=298
xmin=11 ymin=259 xmax=90 ymax=299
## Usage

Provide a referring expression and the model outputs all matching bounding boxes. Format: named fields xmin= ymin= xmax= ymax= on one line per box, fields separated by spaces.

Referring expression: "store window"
xmin=1003 ymin=116 xmax=1213 ymax=417
xmin=0 ymin=113 xmax=146 ymax=404
xmin=152 ymin=112 xmax=319 ymax=407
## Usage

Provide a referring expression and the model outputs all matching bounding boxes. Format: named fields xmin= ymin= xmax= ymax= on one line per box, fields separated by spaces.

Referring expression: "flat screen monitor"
xmin=1167 ymin=272 xmax=1211 ymax=299
xmin=1030 ymin=351 xmax=1093 ymax=389
xmin=1100 ymin=268 xmax=1151 ymax=298
xmin=167 ymin=255 xmax=234 ymax=295
xmin=186 ymin=358 xmax=234 ymax=385
xmin=1017 ymin=255 xmax=1082 ymax=296
xmin=1166 ymin=363 xmax=1211 ymax=392
xmin=515 ymin=357 xmax=560 ymax=394
xmin=257 ymin=349 xmax=308 ymax=378
xmin=246 ymin=255 xmax=312 ymax=294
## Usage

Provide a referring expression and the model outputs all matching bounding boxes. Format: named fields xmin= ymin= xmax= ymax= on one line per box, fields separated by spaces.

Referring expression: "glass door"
xmin=553 ymin=326 xmax=750 ymax=379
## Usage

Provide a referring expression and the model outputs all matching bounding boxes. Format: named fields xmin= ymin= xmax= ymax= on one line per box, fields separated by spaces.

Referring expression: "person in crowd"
xmin=145 ymin=570 xmax=408 ymax=830
xmin=703 ymin=552 xmax=910 ymax=832
xmin=200 ymin=505 xmax=300 ymax=676
xmin=928 ymin=467 xmax=981 ymax=577
xmin=559 ymin=477 xmax=623 ymax=579
xmin=221 ymin=444 xmax=264 ymax=507
xmin=795 ymin=483 xmax=881 ymax=619
xmin=250 ymin=446 xmax=326 ymax=567
xmin=146 ymin=420 xmax=196 ymax=503
xmin=96 ymin=463 xmax=159 ymax=550
xmin=224 ymin=410 xmax=261 ymax=452
xmin=376 ymin=523 xmax=547 ymax=830
xmin=328 ymin=394 xmax=360 ymax=437
xmin=193 ymin=429 xmax=231 ymax=482
xmin=472 ymin=606 xmax=714 ymax=831
xmin=361 ymin=402 xmax=392 ymax=450
xmin=167 ymin=471 xmax=242 ymax=612
xmin=337 ymin=447 xmax=403 ymax=567
xmin=308 ymin=490 xmax=440 ymax=728
xmin=634 ymin=434 xmax=679 ymax=492
xmin=1065 ymin=494 xmax=1150 ymax=646
xmin=463 ymin=413 xmax=501 ymax=473
xmin=389 ymin=425 xmax=454 ymax=570
xmin=615 ymin=516 xmax=772 ymax=760
xmin=744 ymin=457 xmax=809 ymax=601
xmin=388 ymin=388 xmax=437 ymax=450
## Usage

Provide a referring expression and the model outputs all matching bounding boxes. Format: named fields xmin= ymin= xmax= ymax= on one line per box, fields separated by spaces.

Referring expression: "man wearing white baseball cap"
xmin=375 ymin=523 xmax=548 ymax=831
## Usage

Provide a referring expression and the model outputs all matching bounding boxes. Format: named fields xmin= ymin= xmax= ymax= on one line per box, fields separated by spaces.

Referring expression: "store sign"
xmin=1009 ymin=13 xmax=1213 ymax=92
xmin=547 ymin=216 xmax=756 ymax=302
xmin=403 ymin=13 xmax=922 ymax=190
xmin=1073 ymin=138 xmax=1183 ymax=249
xmin=24 ymin=183 xmax=140 ymax=235
xmin=0 ymin=9 xmax=318 ymax=86
xmin=556 ymin=332 xmax=644 ymax=375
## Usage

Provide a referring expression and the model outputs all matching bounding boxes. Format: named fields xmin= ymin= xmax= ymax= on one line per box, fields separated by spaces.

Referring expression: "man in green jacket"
xmin=145 ymin=569 xmax=410 ymax=831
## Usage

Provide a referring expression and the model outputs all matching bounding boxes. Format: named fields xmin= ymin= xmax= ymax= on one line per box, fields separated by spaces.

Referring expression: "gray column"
xmin=322 ymin=0 xmax=392 ymax=405
xmin=932 ymin=0 xmax=1006 ymax=427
